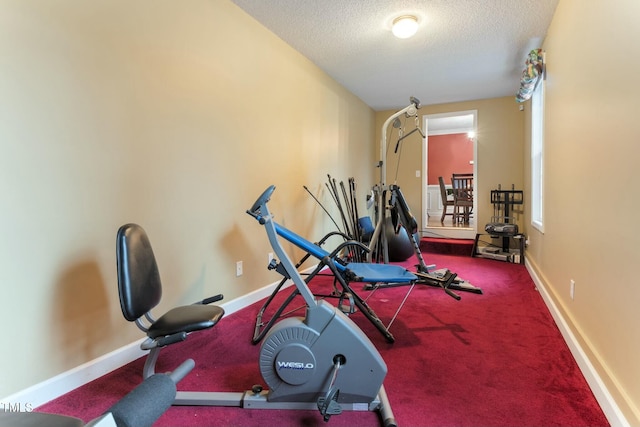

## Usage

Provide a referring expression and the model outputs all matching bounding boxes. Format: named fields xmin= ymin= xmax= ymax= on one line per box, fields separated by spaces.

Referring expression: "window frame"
xmin=530 ymin=75 xmax=545 ymax=232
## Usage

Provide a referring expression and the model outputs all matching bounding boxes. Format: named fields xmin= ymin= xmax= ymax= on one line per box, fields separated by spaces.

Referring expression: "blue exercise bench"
xmin=247 ymin=194 xmax=465 ymax=343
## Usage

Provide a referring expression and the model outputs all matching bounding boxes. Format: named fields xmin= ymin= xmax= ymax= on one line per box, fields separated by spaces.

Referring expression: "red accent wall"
xmin=427 ymin=133 xmax=473 ymax=185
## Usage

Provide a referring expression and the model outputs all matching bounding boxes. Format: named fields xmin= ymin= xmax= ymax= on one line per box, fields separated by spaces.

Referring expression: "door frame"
xmin=421 ymin=110 xmax=478 ymax=239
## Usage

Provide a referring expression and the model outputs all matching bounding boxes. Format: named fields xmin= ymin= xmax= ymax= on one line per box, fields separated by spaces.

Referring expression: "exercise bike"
xmin=115 ymin=186 xmax=396 ymax=426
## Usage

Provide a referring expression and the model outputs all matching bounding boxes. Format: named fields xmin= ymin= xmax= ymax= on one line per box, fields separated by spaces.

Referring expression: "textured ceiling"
xmin=230 ymin=0 xmax=558 ymax=111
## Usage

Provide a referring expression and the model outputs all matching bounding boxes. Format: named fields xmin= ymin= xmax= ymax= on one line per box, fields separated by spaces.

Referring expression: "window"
xmin=531 ymin=78 xmax=544 ymax=232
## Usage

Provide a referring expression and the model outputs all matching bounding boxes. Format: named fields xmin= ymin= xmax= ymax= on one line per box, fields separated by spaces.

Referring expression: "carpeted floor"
xmin=37 ymin=250 xmax=609 ymax=427
xmin=420 ymin=237 xmax=474 ymax=256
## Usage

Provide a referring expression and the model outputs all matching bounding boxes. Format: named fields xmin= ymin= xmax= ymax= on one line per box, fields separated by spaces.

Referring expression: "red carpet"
xmin=37 ymin=252 xmax=608 ymax=427
xmin=420 ymin=237 xmax=474 ymax=256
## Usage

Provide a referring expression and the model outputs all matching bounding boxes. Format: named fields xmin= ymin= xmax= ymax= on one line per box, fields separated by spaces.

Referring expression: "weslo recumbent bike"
xmin=115 ymin=185 xmax=396 ymax=426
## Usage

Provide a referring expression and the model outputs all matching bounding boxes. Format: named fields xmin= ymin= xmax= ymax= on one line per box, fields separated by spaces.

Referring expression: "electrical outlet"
xmin=236 ymin=261 xmax=243 ymax=277
xmin=570 ymin=279 xmax=575 ymax=300
xmin=268 ymin=252 xmax=274 ymax=263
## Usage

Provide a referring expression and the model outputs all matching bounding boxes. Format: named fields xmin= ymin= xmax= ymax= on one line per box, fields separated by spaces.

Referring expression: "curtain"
xmin=516 ymin=49 xmax=544 ymax=103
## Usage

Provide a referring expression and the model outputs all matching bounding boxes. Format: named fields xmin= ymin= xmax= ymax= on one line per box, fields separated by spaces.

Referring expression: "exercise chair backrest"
xmin=116 ymin=223 xmax=162 ymax=322
xmin=273 ymin=222 xmax=337 ymax=265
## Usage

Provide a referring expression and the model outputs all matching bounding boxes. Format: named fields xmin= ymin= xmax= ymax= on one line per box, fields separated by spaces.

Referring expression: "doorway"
xmin=421 ymin=111 xmax=477 ymax=239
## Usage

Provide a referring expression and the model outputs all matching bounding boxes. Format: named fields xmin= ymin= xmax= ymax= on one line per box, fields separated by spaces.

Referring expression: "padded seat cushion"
xmin=346 ymin=263 xmax=417 ymax=283
xmin=148 ymin=304 xmax=224 ymax=339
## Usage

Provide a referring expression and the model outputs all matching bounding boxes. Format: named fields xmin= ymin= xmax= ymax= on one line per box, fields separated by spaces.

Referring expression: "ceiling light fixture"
xmin=392 ymin=15 xmax=419 ymax=39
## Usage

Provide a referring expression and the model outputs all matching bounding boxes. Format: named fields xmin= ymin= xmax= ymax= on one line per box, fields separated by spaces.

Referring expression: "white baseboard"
xmin=3 ymin=339 xmax=147 ymax=409
xmin=3 ymin=277 xmax=294 ymax=408
xmin=525 ymin=259 xmax=630 ymax=427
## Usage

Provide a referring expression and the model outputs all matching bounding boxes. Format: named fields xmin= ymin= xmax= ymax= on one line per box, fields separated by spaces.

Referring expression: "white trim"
xmin=421 ymin=227 xmax=477 ymax=240
xmin=3 ymin=276 xmax=296 ymax=408
xmin=422 ymin=110 xmax=477 ymax=240
xmin=530 ymin=79 xmax=545 ymax=231
xmin=427 ymin=128 xmax=473 ymax=136
xmin=531 ymin=218 xmax=544 ymax=233
xmin=525 ymin=259 xmax=630 ymax=427
xmin=3 ymin=339 xmax=147 ymax=408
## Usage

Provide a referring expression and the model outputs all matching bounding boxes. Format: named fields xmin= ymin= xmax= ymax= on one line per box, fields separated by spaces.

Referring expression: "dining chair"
xmin=438 ymin=176 xmax=455 ymax=223
xmin=451 ymin=173 xmax=474 ymax=223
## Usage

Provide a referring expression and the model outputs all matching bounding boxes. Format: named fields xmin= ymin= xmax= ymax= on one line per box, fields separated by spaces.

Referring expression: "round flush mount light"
xmin=392 ymin=15 xmax=419 ymax=39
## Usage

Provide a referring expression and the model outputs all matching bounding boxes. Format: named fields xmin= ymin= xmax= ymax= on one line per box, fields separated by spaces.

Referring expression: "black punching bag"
xmin=384 ymin=217 xmax=415 ymax=262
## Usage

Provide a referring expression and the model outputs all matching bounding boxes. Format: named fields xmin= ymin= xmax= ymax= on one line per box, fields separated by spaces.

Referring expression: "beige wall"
xmin=4 ymin=1 xmax=639 ymax=422
xmin=524 ymin=0 xmax=640 ymax=423
xmin=375 ymin=97 xmax=525 ymax=232
xmin=0 ymin=0 xmax=375 ymax=397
